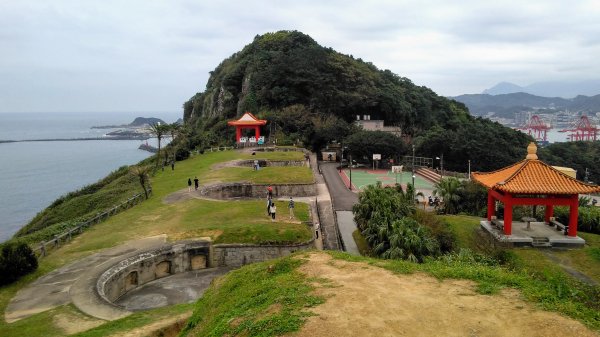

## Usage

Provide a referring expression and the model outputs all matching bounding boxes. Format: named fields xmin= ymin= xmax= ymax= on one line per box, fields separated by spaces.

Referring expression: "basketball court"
xmin=339 ymin=169 xmax=434 ymax=191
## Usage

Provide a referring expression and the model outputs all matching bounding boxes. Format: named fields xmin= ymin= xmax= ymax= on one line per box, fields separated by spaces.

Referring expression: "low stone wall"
xmin=96 ymin=241 xmax=211 ymax=303
xmin=237 ymin=159 xmax=307 ymax=167
xmin=96 ymin=238 xmax=315 ymax=307
xmin=211 ymin=240 xmax=315 ymax=267
xmin=200 ymin=183 xmax=316 ymax=199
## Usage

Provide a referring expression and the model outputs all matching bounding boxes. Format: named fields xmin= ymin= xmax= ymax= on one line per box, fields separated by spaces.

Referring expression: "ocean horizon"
xmin=0 ymin=111 xmax=180 ymax=242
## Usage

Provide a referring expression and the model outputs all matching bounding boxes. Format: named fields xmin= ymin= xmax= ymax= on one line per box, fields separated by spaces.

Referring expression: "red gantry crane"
xmin=559 ymin=115 xmax=599 ymax=141
xmin=518 ymin=115 xmax=551 ymax=142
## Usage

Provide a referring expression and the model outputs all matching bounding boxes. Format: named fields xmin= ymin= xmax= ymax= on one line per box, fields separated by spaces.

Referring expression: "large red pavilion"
xmin=472 ymin=142 xmax=600 ymax=237
xmin=227 ymin=112 xmax=267 ymax=143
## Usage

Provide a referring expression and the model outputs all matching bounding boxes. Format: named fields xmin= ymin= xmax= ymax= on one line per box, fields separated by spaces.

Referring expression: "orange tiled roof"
xmin=227 ymin=112 xmax=267 ymax=126
xmin=472 ymin=159 xmax=600 ymax=194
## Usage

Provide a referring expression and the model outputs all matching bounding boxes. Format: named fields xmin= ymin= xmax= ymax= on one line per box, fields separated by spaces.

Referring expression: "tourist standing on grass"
xmin=270 ymin=202 xmax=277 ymax=221
xmin=187 ymin=178 xmax=192 ymax=192
xmin=288 ymin=197 xmax=295 ymax=219
xmin=267 ymin=185 xmax=273 ymax=198
xmin=194 ymin=176 xmax=199 ymax=190
xmin=171 ymin=161 xmax=175 ymax=171
xmin=267 ymin=196 xmax=272 ymax=216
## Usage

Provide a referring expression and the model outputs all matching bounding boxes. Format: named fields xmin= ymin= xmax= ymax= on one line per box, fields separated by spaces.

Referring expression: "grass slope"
xmin=180 ymin=255 xmax=324 ymax=337
xmin=0 ymin=149 xmax=314 ymax=337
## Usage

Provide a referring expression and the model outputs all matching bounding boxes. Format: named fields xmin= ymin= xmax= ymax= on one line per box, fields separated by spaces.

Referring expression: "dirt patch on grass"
xmin=53 ymin=311 xmax=105 ymax=335
xmin=290 ymin=252 xmax=599 ymax=337
xmin=108 ymin=312 xmax=191 ymax=337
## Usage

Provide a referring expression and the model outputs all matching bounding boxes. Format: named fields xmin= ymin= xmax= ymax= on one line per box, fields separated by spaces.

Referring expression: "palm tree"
xmin=149 ymin=122 xmax=167 ymax=168
xmin=169 ymin=122 xmax=181 ymax=142
xmin=130 ymin=165 xmax=151 ymax=199
xmin=433 ymin=177 xmax=463 ymax=214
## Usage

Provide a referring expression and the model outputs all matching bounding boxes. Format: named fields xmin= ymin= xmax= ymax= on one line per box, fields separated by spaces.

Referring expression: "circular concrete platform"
xmin=115 ymin=267 xmax=232 ymax=311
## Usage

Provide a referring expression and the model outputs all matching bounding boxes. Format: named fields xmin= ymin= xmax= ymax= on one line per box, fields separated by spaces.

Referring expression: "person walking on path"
xmin=288 ymin=197 xmax=295 ymax=219
xmin=270 ymin=202 xmax=277 ymax=221
xmin=187 ymin=178 xmax=192 ymax=192
xmin=194 ymin=176 xmax=199 ymax=190
xmin=267 ymin=196 xmax=272 ymax=216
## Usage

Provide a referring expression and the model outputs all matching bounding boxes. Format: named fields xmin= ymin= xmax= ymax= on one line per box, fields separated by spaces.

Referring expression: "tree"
xmin=353 ymin=182 xmax=439 ymax=262
xmin=130 ymin=165 xmax=151 ymax=199
xmin=433 ymin=177 xmax=463 ymax=214
xmin=345 ymin=130 xmax=406 ymax=165
xmin=149 ymin=123 xmax=167 ymax=168
xmin=0 ymin=242 xmax=38 ymax=285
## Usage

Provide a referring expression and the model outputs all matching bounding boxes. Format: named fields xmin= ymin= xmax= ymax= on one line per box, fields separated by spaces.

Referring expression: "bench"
xmin=491 ymin=218 xmax=504 ymax=230
xmin=550 ymin=219 xmax=568 ymax=235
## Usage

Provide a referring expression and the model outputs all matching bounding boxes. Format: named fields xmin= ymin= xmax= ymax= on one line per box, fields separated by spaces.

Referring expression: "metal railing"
xmin=34 ymin=188 xmax=151 ymax=258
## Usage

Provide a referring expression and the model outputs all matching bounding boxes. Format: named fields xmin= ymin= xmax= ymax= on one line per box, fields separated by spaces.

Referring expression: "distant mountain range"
xmin=482 ymin=80 xmax=600 ymax=98
xmin=452 ymin=92 xmax=600 ymax=119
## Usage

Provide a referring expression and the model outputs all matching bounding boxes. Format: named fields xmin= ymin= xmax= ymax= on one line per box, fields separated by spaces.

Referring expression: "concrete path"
xmin=335 ymin=211 xmax=360 ymax=255
xmin=5 ymin=235 xmax=168 ymax=323
xmin=116 ymin=267 xmax=233 ymax=311
xmin=320 ymin=163 xmax=360 ymax=253
xmin=310 ymin=156 xmax=340 ymax=250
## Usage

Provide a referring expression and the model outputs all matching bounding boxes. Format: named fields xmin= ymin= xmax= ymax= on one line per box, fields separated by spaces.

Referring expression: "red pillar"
xmin=504 ymin=194 xmax=513 ymax=236
xmin=544 ymin=204 xmax=554 ymax=222
xmin=568 ymin=194 xmax=578 ymax=237
xmin=235 ymin=126 xmax=241 ymax=142
xmin=255 ymin=125 xmax=260 ymax=139
xmin=487 ymin=191 xmax=495 ymax=221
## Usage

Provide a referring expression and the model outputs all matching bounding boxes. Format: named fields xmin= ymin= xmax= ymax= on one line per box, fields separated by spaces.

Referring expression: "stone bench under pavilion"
xmin=471 ymin=142 xmax=600 ymax=247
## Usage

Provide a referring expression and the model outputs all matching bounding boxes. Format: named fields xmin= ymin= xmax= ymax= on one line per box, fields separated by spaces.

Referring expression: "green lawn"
xmin=0 ymin=149 xmax=315 ymax=337
xmin=239 ymin=150 xmax=305 ymax=161
xmin=204 ymin=166 xmax=314 ymax=185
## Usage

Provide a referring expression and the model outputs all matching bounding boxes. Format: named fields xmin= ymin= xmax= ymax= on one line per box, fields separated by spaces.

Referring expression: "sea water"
xmin=0 ymin=112 xmax=179 ymax=242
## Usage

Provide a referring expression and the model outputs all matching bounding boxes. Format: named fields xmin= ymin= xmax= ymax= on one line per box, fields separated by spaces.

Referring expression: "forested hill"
xmin=182 ymin=31 xmax=531 ymax=172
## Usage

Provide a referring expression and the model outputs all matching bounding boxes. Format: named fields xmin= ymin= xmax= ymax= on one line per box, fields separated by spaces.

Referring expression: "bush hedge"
xmin=0 ymin=241 xmax=38 ymax=286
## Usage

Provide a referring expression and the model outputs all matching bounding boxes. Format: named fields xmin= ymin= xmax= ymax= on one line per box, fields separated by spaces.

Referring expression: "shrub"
xmin=411 ymin=210 xmax=455 ymax=253
xmin=175 ymin=147 xmax=191 ymax=161
xmin=0 ymin=241 xmax=38 ymax=286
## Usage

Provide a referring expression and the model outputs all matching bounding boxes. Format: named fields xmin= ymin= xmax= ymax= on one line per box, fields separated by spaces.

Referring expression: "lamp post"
xmin=349 ymin=153 xmax=352 ymax=190
xmin=468 ymin=160 xmax=471 ymax=180
xmin=435 ymin=154 xmax=444 ymax=178
xmin=411 ymin=145 xmax=415 ymax=192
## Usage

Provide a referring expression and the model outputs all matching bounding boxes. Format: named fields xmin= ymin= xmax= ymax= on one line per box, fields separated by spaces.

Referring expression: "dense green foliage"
xmin=352 ymin=183 xmax=447 ymax=262
xmin=0 ymin=242 xmax=38 ymax=286
xmin=180 ymin=256 xmax=324 ymax=336
xmin=538 ymin=141 xmax=600 ymax=183
xmin=415 ymin=119 xmax=531 ymax=172
xmin=345 ymin=130 xmax=406 ymax=164
xmin=183 ymin=30 xmax=531 ymax=170
xmin=554 ymin=205 xmax=600 ymax=234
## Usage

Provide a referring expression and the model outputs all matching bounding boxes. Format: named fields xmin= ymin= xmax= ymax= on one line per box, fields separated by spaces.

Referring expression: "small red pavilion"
xmin=227 ymin=112 xmax=267 ymax=143
xmin=472 ymin=142 xmax=600 ymax=237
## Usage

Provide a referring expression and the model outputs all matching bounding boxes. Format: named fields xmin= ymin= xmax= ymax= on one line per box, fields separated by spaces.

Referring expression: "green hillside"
xmin=182 ymin=30 xmax=532 ymax=172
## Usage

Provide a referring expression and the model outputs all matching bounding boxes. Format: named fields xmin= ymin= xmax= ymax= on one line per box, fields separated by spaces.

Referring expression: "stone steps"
xmin=415 ymin=167 xmax=442 ymax=184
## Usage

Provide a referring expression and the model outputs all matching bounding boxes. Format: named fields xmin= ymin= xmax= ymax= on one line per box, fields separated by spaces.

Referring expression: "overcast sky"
xmin=1 ymin=0 xmax=599 ymax=113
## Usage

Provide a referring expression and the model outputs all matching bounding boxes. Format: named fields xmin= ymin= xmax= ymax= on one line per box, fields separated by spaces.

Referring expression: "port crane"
xmin=518 ymin=115 xmax=551 ymax=142
xmin=559 ymin=115 xmax=599 ymax=141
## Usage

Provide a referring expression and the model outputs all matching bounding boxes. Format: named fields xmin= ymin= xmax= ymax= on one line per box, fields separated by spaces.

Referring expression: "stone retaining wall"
xmin=212 ymin=240 xmax=315 ymax=267
xmin=237 ymin=159 xmax=307 ymax=167
xmin=96 ymin=239 xmax=315 ymax=306
xmin=200 ymin=183 xmax=316 ymax=199
xmin=96 ymin=241 xmax=211 ymax=303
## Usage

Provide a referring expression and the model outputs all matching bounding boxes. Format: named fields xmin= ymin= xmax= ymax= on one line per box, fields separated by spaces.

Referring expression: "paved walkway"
xmin=310 ymin=156 xmax=340 ymax=250
xmin=335 ymin=211 xmax=360 ymax=255
xmin=320 ymin=163 xmax=359 ymax=254
xmin=5 ymin=235 xmax=168 ymax=322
